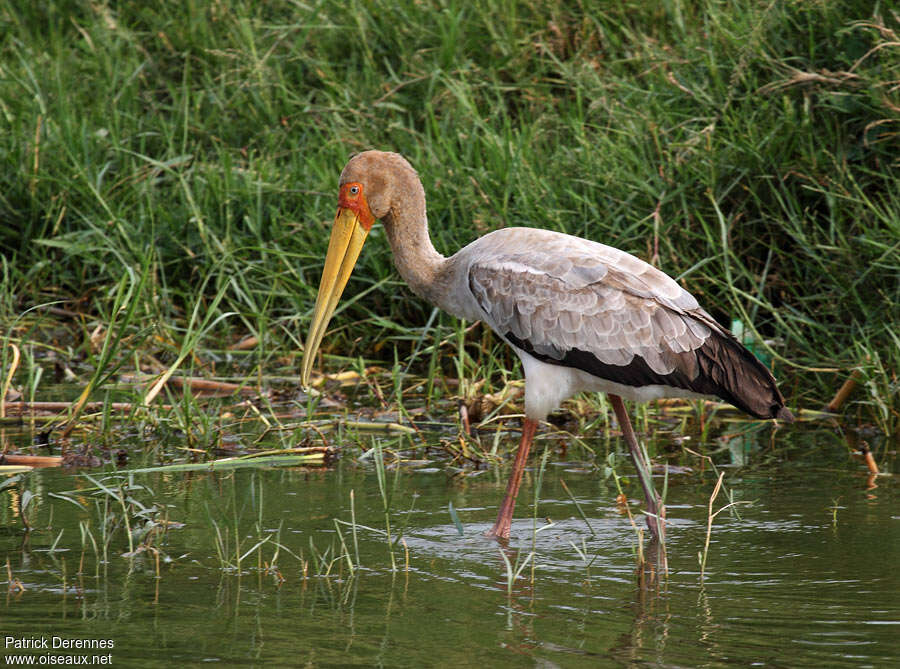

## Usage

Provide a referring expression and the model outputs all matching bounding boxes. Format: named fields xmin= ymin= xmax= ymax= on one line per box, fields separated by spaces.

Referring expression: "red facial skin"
xmin=338 ymin=182 xmax=375 ymax=231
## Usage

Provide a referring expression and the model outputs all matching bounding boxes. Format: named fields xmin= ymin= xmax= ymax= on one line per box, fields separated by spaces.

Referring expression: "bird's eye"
xmin=349 ymin=185 xmax=360 ymax=195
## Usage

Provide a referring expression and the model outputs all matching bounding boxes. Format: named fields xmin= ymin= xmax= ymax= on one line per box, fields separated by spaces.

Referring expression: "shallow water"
xmin=1 ymin=423 xmax=896 ymax=667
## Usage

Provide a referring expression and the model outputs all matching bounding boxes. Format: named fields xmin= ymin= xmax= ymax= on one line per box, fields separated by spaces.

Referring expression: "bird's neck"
xmin=382 ymin=204 xmax=451 ymax=310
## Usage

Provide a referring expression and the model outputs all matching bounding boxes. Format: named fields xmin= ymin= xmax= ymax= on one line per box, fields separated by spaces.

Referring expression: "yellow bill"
xmin=300 ymin=207 xmax=370 ymax=387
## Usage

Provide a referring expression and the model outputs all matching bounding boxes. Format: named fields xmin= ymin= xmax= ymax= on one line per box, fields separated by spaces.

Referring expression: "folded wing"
xmin=466 ymin=233 xmax=790 ymax=420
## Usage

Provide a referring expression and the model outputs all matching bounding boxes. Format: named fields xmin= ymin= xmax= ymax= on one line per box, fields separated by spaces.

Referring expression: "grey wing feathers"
xmin=463 ymin=230 xmax=789 ymax=420
xmin=467 ymin=248 xmax=712 ymax=377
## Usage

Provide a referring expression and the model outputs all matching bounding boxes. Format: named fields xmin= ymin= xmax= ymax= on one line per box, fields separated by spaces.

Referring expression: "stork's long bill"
xmin=300 ymin=182 xmax=374 ymax=387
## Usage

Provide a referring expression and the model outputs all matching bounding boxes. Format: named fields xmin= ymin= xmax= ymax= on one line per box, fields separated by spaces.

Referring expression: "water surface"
xmin=1 ymin=423 xmax=896 ymax=667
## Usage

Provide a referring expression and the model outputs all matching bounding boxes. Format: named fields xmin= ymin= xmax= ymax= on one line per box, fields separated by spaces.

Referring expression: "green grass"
xmin=1 ymin=1 xmax=898 ymax=434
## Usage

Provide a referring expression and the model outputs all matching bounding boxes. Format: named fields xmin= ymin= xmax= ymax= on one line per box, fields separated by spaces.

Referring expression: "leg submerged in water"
xmin=486 ymin=402 xmax=665 ymax=542
xmin=485 ymin=418 xmax=538 ymax=539
xmin=609 ymin=394 xmax=666 ymax=542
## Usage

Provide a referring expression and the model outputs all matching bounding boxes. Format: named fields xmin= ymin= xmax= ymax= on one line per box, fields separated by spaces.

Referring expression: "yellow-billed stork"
xmin=301 ymin=151 xmax=793 ymax=541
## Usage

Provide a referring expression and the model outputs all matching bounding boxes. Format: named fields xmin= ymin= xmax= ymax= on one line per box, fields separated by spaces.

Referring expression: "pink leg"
xmin=609 ymin=394 xmax=666 ymax=542
xmin=485 ymin=418 xmax=539 ymax=539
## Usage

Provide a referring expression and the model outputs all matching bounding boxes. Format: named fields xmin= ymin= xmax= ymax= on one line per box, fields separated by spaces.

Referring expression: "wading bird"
xmin=301 ymin=151 xmax=792 ymax=540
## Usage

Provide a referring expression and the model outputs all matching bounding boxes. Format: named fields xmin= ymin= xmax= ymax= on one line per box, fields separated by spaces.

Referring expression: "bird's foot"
xmin=484 ymin=518 xmax=511 ymax=540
